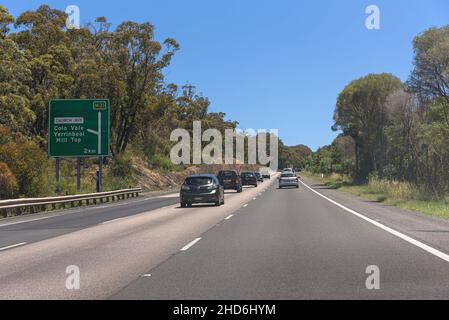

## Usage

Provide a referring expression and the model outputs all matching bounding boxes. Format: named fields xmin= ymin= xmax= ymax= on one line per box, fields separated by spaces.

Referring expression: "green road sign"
xmin=48 ymin=99 xmax=110 ymax=157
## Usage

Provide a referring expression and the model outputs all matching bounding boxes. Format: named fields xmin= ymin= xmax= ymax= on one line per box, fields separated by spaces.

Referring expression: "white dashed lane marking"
xmin=180 ymin=238 xmax=202 ymax=251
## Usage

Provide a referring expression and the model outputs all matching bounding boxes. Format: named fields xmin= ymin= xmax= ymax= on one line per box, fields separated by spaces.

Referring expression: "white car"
xmin=260 ymin=168 xmax=272 ymax=179
xmin=278 ymin=172 xmax=299 ymax=189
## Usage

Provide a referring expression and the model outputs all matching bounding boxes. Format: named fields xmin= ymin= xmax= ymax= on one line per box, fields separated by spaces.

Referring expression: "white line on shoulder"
xmin=299 ymin=180 xmax=449 ymax=263
xmin=0 ymin=242 xmax=27 ymax=252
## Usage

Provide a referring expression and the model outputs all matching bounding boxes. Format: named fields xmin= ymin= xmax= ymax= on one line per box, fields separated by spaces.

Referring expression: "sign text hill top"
xmin=49 ymin=99 xmax=110 ymax=157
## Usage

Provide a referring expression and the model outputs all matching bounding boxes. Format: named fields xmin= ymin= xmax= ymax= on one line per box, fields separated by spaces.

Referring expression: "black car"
xmin=254 ymin=172 xmax=264 ymax=182
xmin=240 ymin=171 xmax=258 ymax=187
xmin=180 ymin=174 xmax=225 ymax=208
xmin=217 ymin=170 xmax=242 ymax=193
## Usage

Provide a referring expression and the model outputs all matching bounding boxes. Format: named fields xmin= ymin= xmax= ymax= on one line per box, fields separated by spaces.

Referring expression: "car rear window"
xmin=185 ymin=177 xmax=214 ymax=185
xmin=281 ymin=173 xmax=296 ymax=178
xmin=241 ymin=172 xmax=254 ymax=177
xmin=219 ymin=171 xmax=237 ymax=178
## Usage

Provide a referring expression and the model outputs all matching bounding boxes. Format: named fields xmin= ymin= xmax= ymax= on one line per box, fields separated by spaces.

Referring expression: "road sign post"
xmin=76 ymin=157 xmax=81 ymax=192
xmin=49 ymin=99 xmax=110 ymax=192
xmin=56 ymin=158 xmax=61 ymax=193
xmin=98 ymin=157 xmax=103 ymax=193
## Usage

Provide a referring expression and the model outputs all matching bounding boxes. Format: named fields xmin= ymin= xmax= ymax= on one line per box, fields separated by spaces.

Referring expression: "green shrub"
xmin=110 ymin=154 xmax=133 ymax=179
xmin=150 ymin=154 xmax=177 ymax=171
xmin=0 ymin=139 xmax=50 ymax=197
xmin=365 ymin=175 xmax=433 ymax=202
xmin=0 ymin=161 xmax=19 ymax=199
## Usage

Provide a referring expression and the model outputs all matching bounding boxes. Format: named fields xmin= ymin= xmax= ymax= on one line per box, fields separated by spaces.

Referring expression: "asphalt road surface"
xmin=0 ymin=192 xmax=180 ymax=249
xmin=1 ymin=175 xmax=449 ymax=299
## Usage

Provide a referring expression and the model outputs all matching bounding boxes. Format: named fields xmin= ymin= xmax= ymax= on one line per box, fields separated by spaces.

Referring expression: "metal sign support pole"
xmin=76 ymin=157 xmax=81 ymax=192
xmin=98 ymin=157 xmax=103 ymax=193
xmin=56 ymin=157 xmax=61 ymax=193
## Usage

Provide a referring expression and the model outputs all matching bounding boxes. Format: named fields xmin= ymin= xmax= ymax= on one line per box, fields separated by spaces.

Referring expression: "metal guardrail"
xmin=0 ymin=188 xmax=142 ymax=218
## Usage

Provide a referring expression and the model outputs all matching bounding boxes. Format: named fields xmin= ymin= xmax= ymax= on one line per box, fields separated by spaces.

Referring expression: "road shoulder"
xmin=301 ymin=176 xmax=449 ymax=256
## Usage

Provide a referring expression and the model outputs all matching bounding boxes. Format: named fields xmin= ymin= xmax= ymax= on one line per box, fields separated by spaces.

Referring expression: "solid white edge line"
xmin=299 ymin=180 xmax=449 ymax=263
xmin=0 ymin=242 xmax=27 ymax=252
xmin=180 ymin=237 xmax=202 ymax=251
xmin=101 ymin=217 xmax=125 ymax=225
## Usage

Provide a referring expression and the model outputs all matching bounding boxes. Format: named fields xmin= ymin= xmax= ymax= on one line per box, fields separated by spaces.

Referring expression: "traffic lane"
xmin=0 ymin=192 xmax=179 ymax=228
xmin=0 ymin=179 xmax=273 ymax=299
xmin=113 ymin=181 xmax=449 ymax=300
xmin=0 ymin=194 xmax=180 ymax=249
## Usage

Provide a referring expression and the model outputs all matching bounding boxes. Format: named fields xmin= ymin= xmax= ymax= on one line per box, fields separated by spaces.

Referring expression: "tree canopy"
xmin=308 ymin=25 xmax=449 ymax=197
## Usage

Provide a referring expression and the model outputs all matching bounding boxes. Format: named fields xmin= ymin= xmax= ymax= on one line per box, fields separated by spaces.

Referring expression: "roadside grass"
xmin=301 ymin=171 xmax=449 ymax=219
xmin=55 ymin=159 xmax=137 ymax=196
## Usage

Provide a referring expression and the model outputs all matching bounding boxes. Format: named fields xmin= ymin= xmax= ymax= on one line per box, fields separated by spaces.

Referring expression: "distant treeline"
xmin=306 ymin=26 xmax=449 ymax=197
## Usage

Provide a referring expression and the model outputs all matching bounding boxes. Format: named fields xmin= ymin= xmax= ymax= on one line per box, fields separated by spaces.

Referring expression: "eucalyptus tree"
xmin=333 ymin=73 xmax=403 ymax=181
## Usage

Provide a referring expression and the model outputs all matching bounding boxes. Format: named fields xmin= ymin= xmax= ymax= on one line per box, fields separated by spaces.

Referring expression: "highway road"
xmin=0 ymin=192 xmax=180 ymax=249
xmin=1 ymin=175 xmax=449 ymax=299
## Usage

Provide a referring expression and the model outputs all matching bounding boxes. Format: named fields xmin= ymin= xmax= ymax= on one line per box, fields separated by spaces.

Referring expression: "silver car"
xmin=278 ymin=172 xmax=299 ymax=189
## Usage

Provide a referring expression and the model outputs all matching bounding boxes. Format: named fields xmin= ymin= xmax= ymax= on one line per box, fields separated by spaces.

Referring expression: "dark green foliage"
xmin=311 ymin=26 xmax=449 ymax=197
xmin=110 ymin=154 xmax=133 ymax=178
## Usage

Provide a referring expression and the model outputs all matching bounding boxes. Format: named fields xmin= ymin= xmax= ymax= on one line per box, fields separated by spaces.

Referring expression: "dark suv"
xmin=240 ymin=171 xmax=258 ymax=187
xmin=217 ymin=170 xmax=242 ymax=193
xmin=180 ymin=174 xmax=225 ymax=208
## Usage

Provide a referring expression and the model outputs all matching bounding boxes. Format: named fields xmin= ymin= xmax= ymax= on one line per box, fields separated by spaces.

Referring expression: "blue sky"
xmin=4 ymin=0 xmax=449 ymax=150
